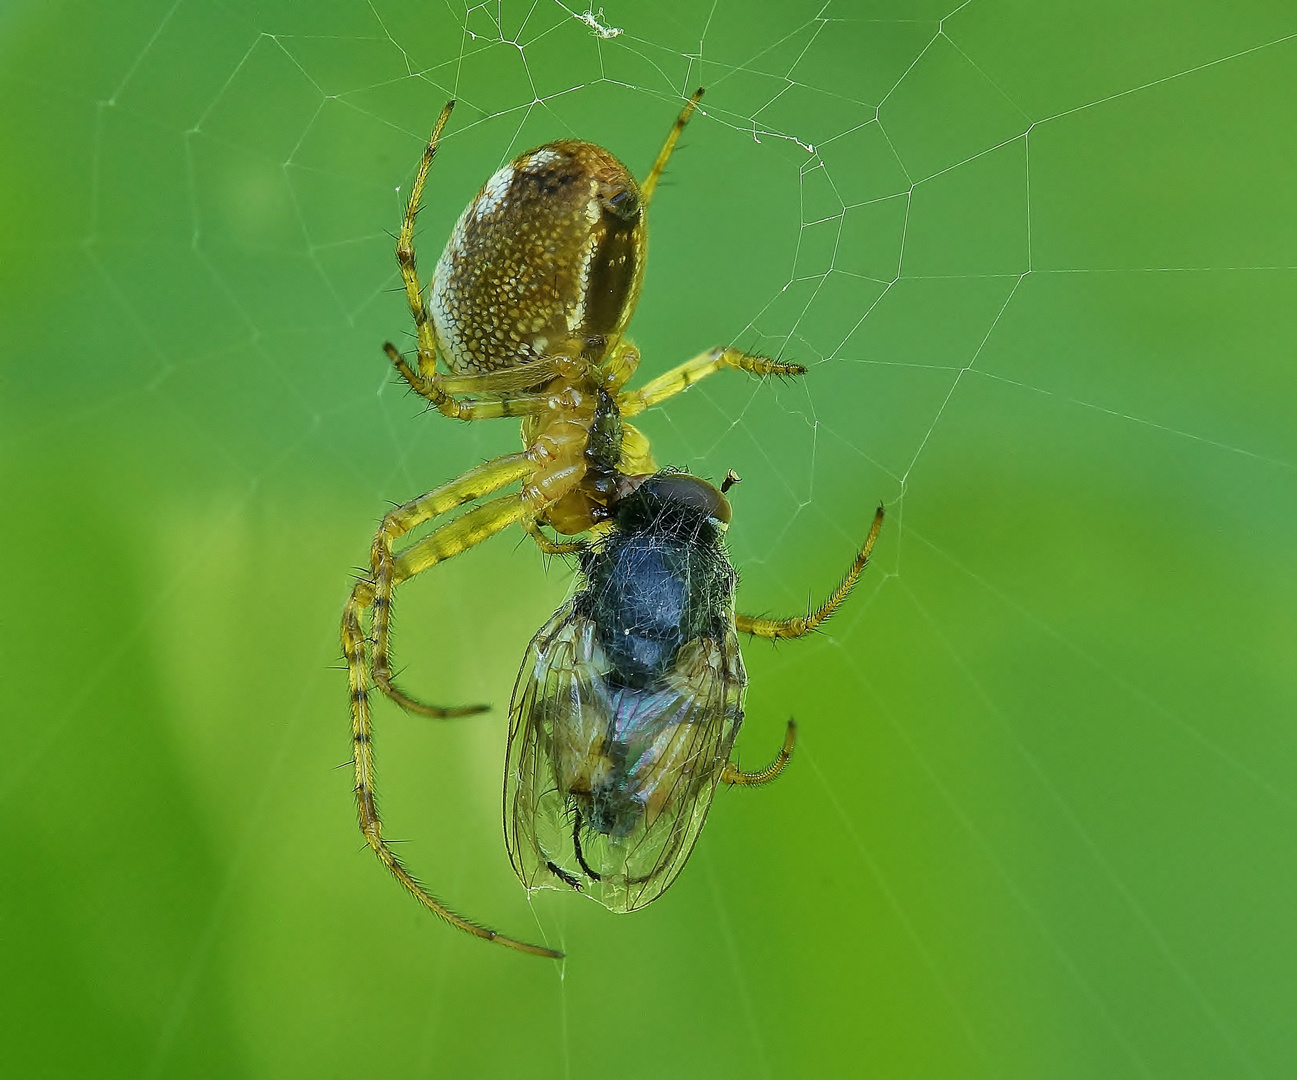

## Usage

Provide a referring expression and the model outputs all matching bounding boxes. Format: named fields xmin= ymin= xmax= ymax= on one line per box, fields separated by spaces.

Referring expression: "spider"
xmin=342 ymin=90 xmax=881 ymax=958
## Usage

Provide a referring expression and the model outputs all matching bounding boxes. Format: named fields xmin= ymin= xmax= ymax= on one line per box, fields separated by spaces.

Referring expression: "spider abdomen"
xmin=430 ymin=140 xmax=645 ymax=376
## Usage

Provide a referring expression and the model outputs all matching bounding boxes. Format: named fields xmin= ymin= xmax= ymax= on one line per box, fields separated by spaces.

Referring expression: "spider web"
xmin=3 ymin=1 xmax=1297 ymax=1077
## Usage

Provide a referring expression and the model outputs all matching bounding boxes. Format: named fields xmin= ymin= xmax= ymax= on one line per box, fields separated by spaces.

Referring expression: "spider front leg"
xmin=736 ymin=505 xmax=885 ymax=639
xmin=618 ymin=346 xmax=807 ymax=418
xmin=397 ymin=100 xmax=454 ymax=381
xmin=640 ymin=86 xmax=705 ymax=207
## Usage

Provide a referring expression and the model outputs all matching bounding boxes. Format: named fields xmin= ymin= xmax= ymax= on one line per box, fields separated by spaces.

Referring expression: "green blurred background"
xmin=3 ymin=1 xmax=1296 ymax=1076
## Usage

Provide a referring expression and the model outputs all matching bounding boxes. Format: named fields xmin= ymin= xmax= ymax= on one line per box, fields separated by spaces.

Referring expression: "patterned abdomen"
xmin=429 ymin=140 xmax=646 ymax=375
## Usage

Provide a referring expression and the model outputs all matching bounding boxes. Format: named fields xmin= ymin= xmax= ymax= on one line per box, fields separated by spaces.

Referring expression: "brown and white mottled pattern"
xmin=429 ymin=140 xmax=645 ymax=375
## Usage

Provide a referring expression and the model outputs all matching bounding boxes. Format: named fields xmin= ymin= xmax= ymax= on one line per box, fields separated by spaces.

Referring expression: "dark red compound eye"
xmin=645 ymin=473 xmax=732 ymax=525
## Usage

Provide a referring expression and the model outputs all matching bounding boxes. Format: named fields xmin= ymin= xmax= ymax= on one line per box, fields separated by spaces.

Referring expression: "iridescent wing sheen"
xmin=504 ymin=600 xmax=746 ymax=913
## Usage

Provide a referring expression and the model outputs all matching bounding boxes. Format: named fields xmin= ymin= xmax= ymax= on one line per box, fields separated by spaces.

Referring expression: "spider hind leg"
xmin=343 ymin=451 xmax=563 ymax=959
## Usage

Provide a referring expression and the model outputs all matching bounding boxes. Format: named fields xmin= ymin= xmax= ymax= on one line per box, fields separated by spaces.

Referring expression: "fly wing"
xmin=505 ymin=602 xmax=747 ymax=914
xmin=504 ymin=600 xmax=593 ymax=893
xmin=585 ymin=624 xmax=746 ymax=913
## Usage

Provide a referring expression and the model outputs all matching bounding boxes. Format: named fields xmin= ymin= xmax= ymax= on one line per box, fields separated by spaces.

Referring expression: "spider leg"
xmin=377 ymin=488 xmax=539 ymax=707
xmin=390 ymin=492 xmax=529 ymax=583
xmin=355 ymin=452 xmax=533 ymax=717
xmin=346 ymin=600 xmax=561 ymax=960
xmin=389 ymin=345 xmax=575 ymax=405
xmin=439 ymin=356 xmax=571 ymax=396
xmin=398 ymin=101 xmax=455 ymax=380
xmin=641 ymin=87 xmax=705 ymax=207
xmin=721 ymin=720 xmax=796 ymax=787
xmin=600 ymin=340 xmax=642 ymax=393
xmin=523 ymin=519 xmax=586 ymax=556
xmin=343 ymin=471 xmax=562 ymax=959
xmin=618 ymin=346 xmax=807 ymax=418
xmin=384 ymin=345 xmax=559 ymax=421
xmin=735 ymin=505 xmax=885 ymax=640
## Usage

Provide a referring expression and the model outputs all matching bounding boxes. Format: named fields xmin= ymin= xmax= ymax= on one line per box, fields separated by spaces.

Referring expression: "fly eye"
xmin=647 ymin=474 xmax=731 ymax=525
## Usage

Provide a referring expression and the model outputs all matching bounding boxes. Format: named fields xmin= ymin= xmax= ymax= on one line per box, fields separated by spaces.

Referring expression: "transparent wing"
xmin=504 ymin=602 xmax=746 ymax=914
xmin=503 ymin=601 xmax=589 ymax=894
